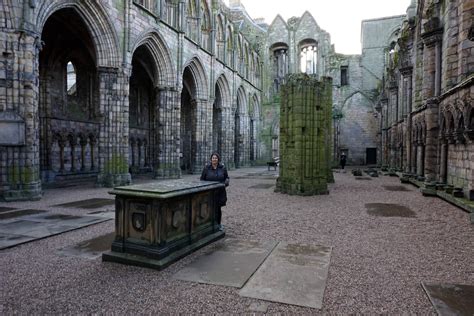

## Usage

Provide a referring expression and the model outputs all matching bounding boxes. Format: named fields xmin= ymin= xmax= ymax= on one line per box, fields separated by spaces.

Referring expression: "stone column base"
xmin=1 ymin=181 xmax=42 ymax=201
xmin=421 ymin=182 xmax=437 ymax=196
xmin=97 ymin=173 xmax=132 ymax=188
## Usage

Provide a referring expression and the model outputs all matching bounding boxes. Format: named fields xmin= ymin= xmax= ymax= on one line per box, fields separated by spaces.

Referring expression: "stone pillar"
xmin=96 ymin=67 xmax=132 ymax=187
xmin=421 ymin=30 xmax=442 ymax=184
xmin=276 ymin=74 xmax=332 ymax=195
xmin=221 ymin=107 xmax=233 ymax=168
xmin=423 ymin=99 xmax=440 ymax=183
xmin=154 ymin=86 xmax=181 ymax=178
xmin=404 ymin=71 xmax=413 ymax=173
xmin=439 ymin=138 xmax=448 ymax=183
xmin=193 ymin=98 xmax=212 ymax=174
xmin=0 ymin=31 xmax=42 ymax=201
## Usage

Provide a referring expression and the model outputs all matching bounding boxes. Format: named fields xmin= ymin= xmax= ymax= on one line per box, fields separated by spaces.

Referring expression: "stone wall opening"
xmin=129 ymin=45 xmax=155 ymax=175
xmin=39 ymin=8 xmax=100 ymax=184
xmin=213 ymin=84 xmax=223 ymax=154
xmin=180 ymin=67 xmax=197 ymax=174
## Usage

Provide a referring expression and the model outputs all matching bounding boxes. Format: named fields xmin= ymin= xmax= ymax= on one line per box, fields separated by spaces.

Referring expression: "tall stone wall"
xmin=379 ymin=0 xmax=473 ymax=200
xmin=0 ymin=0 xmax=263 ymax=201
xmin=276 ymin=74 xmax=332 ymax=195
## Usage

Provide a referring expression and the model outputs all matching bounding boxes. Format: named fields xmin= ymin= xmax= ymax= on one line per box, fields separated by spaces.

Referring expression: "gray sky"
xmin=226 ymin=0 xmax=411 ymax=54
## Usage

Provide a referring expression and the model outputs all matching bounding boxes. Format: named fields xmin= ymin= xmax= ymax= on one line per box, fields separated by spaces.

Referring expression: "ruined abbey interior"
xmin=0 ymin=0 xmax=472 ymax=201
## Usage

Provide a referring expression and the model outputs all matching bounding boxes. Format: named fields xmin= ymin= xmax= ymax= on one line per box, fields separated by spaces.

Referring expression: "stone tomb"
xmin=102 ymin=180 xmax=225 ymax=270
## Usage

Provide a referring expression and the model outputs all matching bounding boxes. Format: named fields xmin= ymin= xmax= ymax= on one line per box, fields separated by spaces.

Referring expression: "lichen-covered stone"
xmin=276 ymin=74 xmax=332 ymax=195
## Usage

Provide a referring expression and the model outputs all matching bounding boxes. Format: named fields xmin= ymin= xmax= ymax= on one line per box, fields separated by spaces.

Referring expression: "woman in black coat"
xmin=200 ymin=153 xmax=229 ymax=230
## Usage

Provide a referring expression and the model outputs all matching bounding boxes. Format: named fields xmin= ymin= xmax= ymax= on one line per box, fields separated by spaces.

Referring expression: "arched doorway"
xmin=39 ymin=8 xmax=99 ymax=183
xmin=180 ymin=67 xmax=197 ymax=174
xmin=249 ymin=94 xmax=260 ymax=163
xmin=129 ymin=46 xmax=155 ymax=175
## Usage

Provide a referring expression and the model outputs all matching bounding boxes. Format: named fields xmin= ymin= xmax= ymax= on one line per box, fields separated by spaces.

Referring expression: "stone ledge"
xmin=403 ymin=178 xmax=474 ymax=221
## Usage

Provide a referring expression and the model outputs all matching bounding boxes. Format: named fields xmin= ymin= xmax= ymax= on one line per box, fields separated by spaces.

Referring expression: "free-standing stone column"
xmin=276 ymin=74 xmax=332 ymax=195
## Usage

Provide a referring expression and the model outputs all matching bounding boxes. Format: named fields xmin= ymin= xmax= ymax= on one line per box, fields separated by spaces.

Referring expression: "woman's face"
xmin=211 ymin=155 xmax=219 ymax=165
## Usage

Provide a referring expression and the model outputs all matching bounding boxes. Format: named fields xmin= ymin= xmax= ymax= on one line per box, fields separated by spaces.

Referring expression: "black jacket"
xmin=200 ymin=163 xmax=229 ymax=206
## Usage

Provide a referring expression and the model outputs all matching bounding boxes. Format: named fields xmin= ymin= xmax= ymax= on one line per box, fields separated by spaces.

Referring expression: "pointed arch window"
xmin=216 ymin=15 xmax=225 ymax=60
xmin=163 ymin=0 xmax=178 ymax=28
xmin=200 ymin=0 xmax=211 ymax=51
xmin=186 ymin=0 xmax=199 ymax=42
xmin=226 ymin=26 xmax=234 ymax=66
xmin=270 ymin=43 xmax=289 ymax=93
xmin=299 ymin=40 xmax=318 ymax=74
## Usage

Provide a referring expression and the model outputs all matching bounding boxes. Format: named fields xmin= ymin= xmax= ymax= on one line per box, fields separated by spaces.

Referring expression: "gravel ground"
xmin=1 ymin=167 xmax=473 ymax=314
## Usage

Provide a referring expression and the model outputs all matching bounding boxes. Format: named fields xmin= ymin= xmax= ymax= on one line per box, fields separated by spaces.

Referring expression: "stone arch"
xmin=215 ymin=73 xmax=231 ymax=109
xmin=200 ymin=0 xmax=211 ymax=50
xmin=128 ymin=42 xmax=159 ymax=175
xmin=35 ymin=0 xmax=120 ymax=68
xmin=182 ymin=57 xmax=209 ymax=99
xmin=38 ymin=7 xmax=104 ymax=183
xmin=131 ymin=30 xmax=175 ymax=87
xmin=342 ymin=90 xmax=376 ymax=110
xmin=249 ymin=94 xmax=260 ymax=162
xmin=236 ymin=86 xmax=247 ymax=115
xmin=339 ymin=91 xmax=378 ymax=165
xmin=386 ymin=27 xmax=401 ymax=47
xmin=250 ymin=94 xmax=260 ymax=119
xmin=212 ymin=74 xmax=231 ymax=156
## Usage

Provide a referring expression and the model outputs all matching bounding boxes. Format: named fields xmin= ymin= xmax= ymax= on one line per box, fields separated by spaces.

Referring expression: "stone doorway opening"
xmin=129 ymin=45 xmax=155 ymax=176
xmin=366 ymin=148 xmax=377 ymax=165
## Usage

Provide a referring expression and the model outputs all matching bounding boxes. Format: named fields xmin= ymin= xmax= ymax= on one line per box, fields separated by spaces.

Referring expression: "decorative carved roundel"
xmin=132 ymin=212 xmax=146 ymax=232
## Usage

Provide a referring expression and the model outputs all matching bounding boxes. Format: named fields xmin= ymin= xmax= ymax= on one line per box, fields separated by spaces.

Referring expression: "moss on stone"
xmin=104 ymin=154 xmax=129 ymax=174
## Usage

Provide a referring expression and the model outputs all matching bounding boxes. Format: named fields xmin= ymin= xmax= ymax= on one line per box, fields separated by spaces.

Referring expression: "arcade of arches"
xmin=0 ymin=0 xmax=473 ymax=203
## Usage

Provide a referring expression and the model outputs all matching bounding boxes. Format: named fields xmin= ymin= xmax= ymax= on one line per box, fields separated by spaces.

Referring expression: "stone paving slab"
xmin=53 ymin=198 xmax=115 ymax=209
xmin=239 ymin=242 xmax=332 ymax=309
xmin=86 ymin=210 xmax=115 ymax=219
xmin=0 ymin=213 xmax=111 ymax=250
xmin=57 ymin=232 xmax=115 ymax=259
xmin=0 ymin=209 xmax=47 ymax=220
xmin=173 ymin=239 xmax=278 ymax=288
xmin=0 ymin=206 xmax=17 ymax=213
xmin=421 ymin=283 xmax=474 ymax=315
xmin=0 ymin=232 xmax=36 ymax=249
